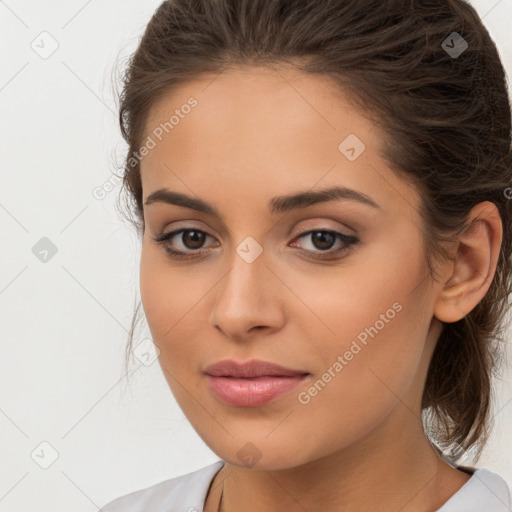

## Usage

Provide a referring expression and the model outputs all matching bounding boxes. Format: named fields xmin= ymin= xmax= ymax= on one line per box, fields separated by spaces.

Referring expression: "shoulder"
xmin=100 ymin=460 xmax=225 ymax=512
xmin=437 ymin=467 xmax=512 ymax=511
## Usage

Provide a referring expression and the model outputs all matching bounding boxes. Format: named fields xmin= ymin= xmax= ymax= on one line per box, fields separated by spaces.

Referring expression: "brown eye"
xmin=309 ymin=231 xmax=336 ymax=250
xmin=291 ymin=229 xmax=359 ymax=259
xmin=180 ymin=230 xmax=207 ymax=249
xmin=152 ymin=228 xmax=218 ymax=259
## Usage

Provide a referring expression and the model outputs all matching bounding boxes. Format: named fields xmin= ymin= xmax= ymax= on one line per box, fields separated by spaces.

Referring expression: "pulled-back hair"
xmin=114 ymin=0 xmax=512 ymax=460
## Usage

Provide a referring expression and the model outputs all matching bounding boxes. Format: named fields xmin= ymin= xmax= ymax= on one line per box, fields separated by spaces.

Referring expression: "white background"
xmin=1 ymin=1 xmax=511 ymax=510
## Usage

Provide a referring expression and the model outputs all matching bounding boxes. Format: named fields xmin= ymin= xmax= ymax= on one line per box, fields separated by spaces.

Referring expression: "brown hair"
xmin=113 ymin=0 xmax=512 ymax=461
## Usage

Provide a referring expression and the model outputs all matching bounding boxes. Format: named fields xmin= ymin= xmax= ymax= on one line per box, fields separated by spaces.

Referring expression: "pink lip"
xmin=205 ymin=375 xmax=309 ymax=407
xmin=203 ymin=359 xmax=310 ymax=407
xmin=203 ymin=358 xmax=309 ymax=378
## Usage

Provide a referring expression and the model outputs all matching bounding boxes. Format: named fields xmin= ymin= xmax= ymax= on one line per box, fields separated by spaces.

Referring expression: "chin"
xmin=204 ymin=433 xmax=320 ymax=472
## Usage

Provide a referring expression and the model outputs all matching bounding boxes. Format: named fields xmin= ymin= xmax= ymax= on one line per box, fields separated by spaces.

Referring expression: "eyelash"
xmin=152 ymin=228 xmax=359 ymax=261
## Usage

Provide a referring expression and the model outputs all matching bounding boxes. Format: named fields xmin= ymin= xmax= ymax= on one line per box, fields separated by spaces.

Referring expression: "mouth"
xmin=203 ymin=358 xmax=309 ymax=378
xmin=203 ymin=359 xmax=310 ymax=407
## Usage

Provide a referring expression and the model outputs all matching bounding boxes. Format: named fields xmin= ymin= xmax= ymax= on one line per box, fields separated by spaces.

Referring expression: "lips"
xmin=203 ymin=359 xmax=311 ymax=407
xmin=203 ymin=359 xmax=310 ymax=378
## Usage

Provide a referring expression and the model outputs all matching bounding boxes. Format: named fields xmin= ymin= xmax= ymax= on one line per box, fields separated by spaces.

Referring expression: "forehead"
xmin=143 ymin=64 xmax=372 ymax=152
xmin=140 ymin=65 xmax=419 ymax=219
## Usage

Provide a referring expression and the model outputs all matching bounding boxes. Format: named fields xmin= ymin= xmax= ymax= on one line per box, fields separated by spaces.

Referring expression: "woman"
xmin=102 ymin=0 xmax=512 ymax=510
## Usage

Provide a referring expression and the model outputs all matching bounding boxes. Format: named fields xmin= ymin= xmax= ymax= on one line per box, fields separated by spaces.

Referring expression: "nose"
xmin=209 ymin=247 xmax=286 ymax=341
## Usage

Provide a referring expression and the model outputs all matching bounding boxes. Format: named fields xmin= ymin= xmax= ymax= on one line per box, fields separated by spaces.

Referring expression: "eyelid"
xmin=154 ymin=227 xmax=217 ymax=246
xmin=291 ymin=219 xmax=357 ymax=238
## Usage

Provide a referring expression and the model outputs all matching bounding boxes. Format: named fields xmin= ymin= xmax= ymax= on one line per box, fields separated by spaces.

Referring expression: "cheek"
xmin=280 ymin=295 xmax=430 ymax=464
xmin=283 ymin=245 xmax=430 ymax=439
xmin=306 ymin=300 xmax=424 ymax=415
xmin=139 ymin=243 xmax=218 ymax=391
xmin=140 ymin=244 xmax=201 ymax=337
xmin=273 ymin=233 xmax=426 ymax=361
xmin=139 ymin=248 xmax=201 ymax=403
xmin=140 ymin=248 xmax=187 ymax=374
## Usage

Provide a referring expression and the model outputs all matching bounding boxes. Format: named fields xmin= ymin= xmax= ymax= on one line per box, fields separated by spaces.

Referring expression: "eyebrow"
xmin=144 ymin=185 xmax=381 ymax=219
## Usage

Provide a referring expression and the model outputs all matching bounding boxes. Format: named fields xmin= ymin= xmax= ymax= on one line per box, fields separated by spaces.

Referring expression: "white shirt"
xmin=101 ymin=460 xmax=512 ymax=511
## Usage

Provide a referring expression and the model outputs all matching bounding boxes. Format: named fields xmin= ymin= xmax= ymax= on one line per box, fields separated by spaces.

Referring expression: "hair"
xmin=112 ymin=0 xmax=512 ymax=461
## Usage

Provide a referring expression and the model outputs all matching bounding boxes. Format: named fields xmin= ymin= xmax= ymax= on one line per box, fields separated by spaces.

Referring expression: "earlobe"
xmin=433 ymin=201 xmax=503 ymax=324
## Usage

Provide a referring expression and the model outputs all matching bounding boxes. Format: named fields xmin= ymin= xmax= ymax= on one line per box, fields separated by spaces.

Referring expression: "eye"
xmin=152 ymin=227 xmax=359 ymax=260
xmin=290 ymin=229 xmax=359 ymax=259
xmin=152 ymin=228 xmax=217 ymax=259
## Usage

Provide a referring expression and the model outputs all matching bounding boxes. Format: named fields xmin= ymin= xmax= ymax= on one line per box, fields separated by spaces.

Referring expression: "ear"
xmin=433 ymin=201 xmax=503 ymax=323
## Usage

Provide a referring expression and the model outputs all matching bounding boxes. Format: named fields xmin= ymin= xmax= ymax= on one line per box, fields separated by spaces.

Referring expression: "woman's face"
xmin=139 ymin=65 xmax=442 ymax=469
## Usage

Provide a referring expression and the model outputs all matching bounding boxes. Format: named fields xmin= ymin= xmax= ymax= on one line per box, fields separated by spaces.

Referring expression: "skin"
xmin=138 ymin=64 xmax=503 ymax=512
